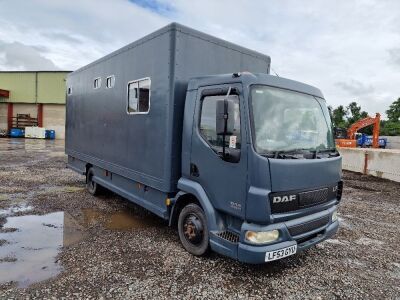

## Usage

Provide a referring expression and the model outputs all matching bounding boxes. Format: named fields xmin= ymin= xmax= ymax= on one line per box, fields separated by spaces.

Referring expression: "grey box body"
xmin=66 ymin=23 xmax=270 ymax=193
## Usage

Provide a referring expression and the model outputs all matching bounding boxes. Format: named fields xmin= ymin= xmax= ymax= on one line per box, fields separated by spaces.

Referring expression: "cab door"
xmin=190 ymin=84 xmax=248 ymax=218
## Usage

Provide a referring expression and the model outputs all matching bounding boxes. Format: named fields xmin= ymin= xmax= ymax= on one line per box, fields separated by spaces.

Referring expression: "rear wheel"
xmin=178 ymin=203 xmax=209 ymax=256
xmin=86 ymin=168 xmax=100 ymax=195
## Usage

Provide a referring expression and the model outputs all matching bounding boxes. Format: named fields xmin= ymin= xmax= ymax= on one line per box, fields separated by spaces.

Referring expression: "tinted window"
xmin=93 ymin=78 xmax=101 ymax=89
xmin=128 ymin=78 xmax=150 ymax=113
xmin=250 ymin=85 xmax=335 ymax=153
xmin=200 ymin=95 xmax=241 ymax=149
xmin=106 ymin=76 xmax=115 ymax=88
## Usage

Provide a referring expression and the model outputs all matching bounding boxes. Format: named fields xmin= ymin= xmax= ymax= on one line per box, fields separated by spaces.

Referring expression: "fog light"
xmin=332 ymin=210 xmax=338 ymax=222
xmin=245 ymin=230 xmax=279 ymax=244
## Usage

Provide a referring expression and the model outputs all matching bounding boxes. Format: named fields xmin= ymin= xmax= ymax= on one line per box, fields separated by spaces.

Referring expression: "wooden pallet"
xmin=11 ymin=114 xmax=38 ymax=129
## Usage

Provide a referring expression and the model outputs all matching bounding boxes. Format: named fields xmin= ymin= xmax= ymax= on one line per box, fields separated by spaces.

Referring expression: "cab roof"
xmin=187 ymin=72 xmax=324 ymax=99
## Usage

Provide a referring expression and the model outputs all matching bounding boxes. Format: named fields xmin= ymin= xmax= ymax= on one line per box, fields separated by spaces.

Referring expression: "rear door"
xmin=190 ymin=84 xmax=248 ymax=218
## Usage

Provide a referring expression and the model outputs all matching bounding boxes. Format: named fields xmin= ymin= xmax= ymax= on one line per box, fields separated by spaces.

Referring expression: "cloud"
xmin=42 ymin=32 xmax=83 ymax=44
xmin=0 ymin=41 xmax=59 ymax=70
xmin=388 ymin=48 xmax=400 ymax=67
xmin=0 ymin=0 xmax=399 ymax=118
xmin=335 ymin=80 xmax=374 ymax=96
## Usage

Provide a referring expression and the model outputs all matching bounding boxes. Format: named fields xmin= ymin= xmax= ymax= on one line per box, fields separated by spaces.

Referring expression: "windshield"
xmin=250 ymin=85 xmax=335 ymax=154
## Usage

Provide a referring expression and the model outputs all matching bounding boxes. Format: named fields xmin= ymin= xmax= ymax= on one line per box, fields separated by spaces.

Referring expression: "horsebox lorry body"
xmin=66 ymin=23 xmax=342 ymax=264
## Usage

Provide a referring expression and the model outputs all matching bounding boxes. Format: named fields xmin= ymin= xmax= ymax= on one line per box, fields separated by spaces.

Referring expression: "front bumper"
xmin=237 ymin=220 xmax=338 ymax=264
xmin=210 ymin=205 xmax=339 ymax=264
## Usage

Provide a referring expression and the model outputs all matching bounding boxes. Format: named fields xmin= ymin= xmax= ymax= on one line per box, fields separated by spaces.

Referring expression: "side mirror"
xmin=216 ymin=98 xmax=235 ymax=136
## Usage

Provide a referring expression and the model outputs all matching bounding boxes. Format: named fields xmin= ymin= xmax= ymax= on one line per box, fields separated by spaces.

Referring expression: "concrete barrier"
xmin=338 ymin=147 xmax=400 ymax=183
xmin=381 ymin=136 xmax=400 ymax=150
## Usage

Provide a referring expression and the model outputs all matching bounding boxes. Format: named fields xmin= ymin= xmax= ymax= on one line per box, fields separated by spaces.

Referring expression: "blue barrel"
xmin=45 ymin=130 xmax=56 ymax=139
xmin=10 ymin=128 xmax=25 ymax=138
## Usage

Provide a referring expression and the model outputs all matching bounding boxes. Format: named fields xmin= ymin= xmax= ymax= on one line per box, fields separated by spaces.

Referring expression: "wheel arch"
xmin=169 ymin=178 xmax=222 ymax=231
xmin=85 ymin=163 xmax=93 ymax=182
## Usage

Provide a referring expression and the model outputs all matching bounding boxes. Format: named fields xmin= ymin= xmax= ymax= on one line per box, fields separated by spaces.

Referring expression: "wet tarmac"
xmin=0 ymin=203 xmax=159 ymax=287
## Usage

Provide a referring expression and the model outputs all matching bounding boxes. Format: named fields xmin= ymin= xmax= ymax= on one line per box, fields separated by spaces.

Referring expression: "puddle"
xmin=63 ymin=186 xmax=85 ymax=193
xmin=47 ymin=151 xmax=66 ymax=157
xmin=106 ymin=211 xmax=158 ymax=230
xmin=0 ymin=206 xmax=161 ymax=287
xmin=81 ymin=208 xmax=160 ymax=230
xmin=0 ymin=203 xmax=33 ymax=217
xmin=0 ymin=212 xmax=85 ymax=288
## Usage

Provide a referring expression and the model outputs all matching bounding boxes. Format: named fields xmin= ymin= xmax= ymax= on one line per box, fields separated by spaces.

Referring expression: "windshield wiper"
xmin=273 ymin=150 xmax=305 ymax=159
xmin=262 ymin=148 xmax=338 ymax=159
xmin=259 ymin=151 xmax=298 ymax=159
xmin=312 ymin=148 xmax=339 ymax=158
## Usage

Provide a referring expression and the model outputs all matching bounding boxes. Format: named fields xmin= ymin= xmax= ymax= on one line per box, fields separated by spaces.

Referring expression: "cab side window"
xmin=200 ymin=95 xmax=241 ymax=150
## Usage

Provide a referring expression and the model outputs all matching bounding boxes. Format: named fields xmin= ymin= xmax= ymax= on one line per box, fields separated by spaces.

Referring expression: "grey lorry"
xmin=66 ymin=23 xmax=342 ymax=264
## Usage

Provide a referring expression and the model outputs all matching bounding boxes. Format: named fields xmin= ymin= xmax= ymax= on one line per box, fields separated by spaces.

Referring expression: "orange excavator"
xmin=335 ymin=113 xmax=381 ymax=148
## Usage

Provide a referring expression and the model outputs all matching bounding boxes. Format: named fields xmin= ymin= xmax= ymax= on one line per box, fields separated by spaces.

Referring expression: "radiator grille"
xmin=288 ymin=215 xmax=330 ymax=237
xmin=216 ymin=231 xmax=240 ymax=244
xmin=270 ymin=184 xmax=338 ymax=214
xmin=299 ymin=188 xmax=328 ymax=207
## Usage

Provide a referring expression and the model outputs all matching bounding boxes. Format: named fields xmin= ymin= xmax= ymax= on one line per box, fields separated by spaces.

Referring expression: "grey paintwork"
xmin=190 ymin=83 xmax=248 ymax=220
xmin=183 ymin=73 xmax=340 ymax=222
xmin=66 ymin=23 xmax=270 ymax=193
xmin=66 ymin=23 xmax=342 ymax=264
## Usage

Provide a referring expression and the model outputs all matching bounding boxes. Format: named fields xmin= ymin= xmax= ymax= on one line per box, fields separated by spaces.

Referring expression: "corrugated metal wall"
xmin=37 ymin=72 xmax=68 ymax=103
xmin=0 ymin=71 xmax=69 ymax=104
xmin=0 ymin=72 xmax=36 ymax=102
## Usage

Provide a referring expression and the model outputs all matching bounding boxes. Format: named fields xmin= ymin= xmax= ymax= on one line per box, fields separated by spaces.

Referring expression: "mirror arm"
xmin=222 ymin=87 xmax=232 ymax=159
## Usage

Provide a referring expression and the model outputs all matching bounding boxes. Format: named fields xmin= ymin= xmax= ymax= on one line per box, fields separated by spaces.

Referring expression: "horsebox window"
xmin=93 ymin=77 xmax=101 ymax=89
xmin=106 ymin=75 xmax=115 ymax=88
xmin=127 ymin=78 xmax=150 ymax=114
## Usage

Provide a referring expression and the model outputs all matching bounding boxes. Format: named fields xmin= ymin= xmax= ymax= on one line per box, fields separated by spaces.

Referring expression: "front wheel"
xmin=178 ymin=203 xmax=209 ymax=256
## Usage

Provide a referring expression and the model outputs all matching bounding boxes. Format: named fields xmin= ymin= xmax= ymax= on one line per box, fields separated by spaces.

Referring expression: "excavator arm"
xmin=347 ymin=113 xmax=381 ymax=148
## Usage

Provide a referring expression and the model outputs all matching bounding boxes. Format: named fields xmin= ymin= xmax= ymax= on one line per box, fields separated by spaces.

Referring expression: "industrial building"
xmin=0 ymin=71 xmax=71 ymax=139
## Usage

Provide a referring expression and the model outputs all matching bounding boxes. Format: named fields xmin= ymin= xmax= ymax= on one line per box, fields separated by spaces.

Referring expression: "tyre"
xmin=86 ymin=168 xmax=100 ymax=196
xmin=178 ymin=203 xmax=209 ymax=256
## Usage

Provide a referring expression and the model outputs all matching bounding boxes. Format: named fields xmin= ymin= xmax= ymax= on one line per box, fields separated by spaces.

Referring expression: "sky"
xmin=0 ymin=0 xmax=399 ymax=118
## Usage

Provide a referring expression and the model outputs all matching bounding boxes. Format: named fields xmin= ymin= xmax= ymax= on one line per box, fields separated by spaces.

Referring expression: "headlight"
xmin=245 ymin=230 xmax=279 ymax=244
xmin=332 ymin=210 xmax=338 ymax=222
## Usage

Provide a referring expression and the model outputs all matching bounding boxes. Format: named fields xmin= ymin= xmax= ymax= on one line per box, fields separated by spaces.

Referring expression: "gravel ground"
xmin=0 ymin=138 xmax=399 ymax=299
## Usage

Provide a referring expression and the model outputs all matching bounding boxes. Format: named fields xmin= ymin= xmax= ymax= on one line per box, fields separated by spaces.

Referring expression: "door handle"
xmin=190 ymin=163 xmax=199 ymax=177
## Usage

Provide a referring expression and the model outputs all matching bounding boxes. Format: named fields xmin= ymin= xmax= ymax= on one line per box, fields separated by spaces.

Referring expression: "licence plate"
xmin=265 ymin=244 xmax=297 ymax=262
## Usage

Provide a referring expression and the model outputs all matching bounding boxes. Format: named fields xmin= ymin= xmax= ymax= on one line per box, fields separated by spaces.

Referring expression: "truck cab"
xmin=175 ymin=72 xmax=342 ymax=264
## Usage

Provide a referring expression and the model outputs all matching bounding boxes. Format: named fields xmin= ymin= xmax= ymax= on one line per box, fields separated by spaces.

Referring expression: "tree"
xmin=331 ymin=105 xmax=347 ymax=128
xmin=330 ymin=98 xmax=400 ymax=136
xmin=386 ymin=98 xmax=400 ymax=122
xmin=346 ymin=101 xmax=368 ymax=125
xmin=380 ymin=120 xmax=400 ymax=136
